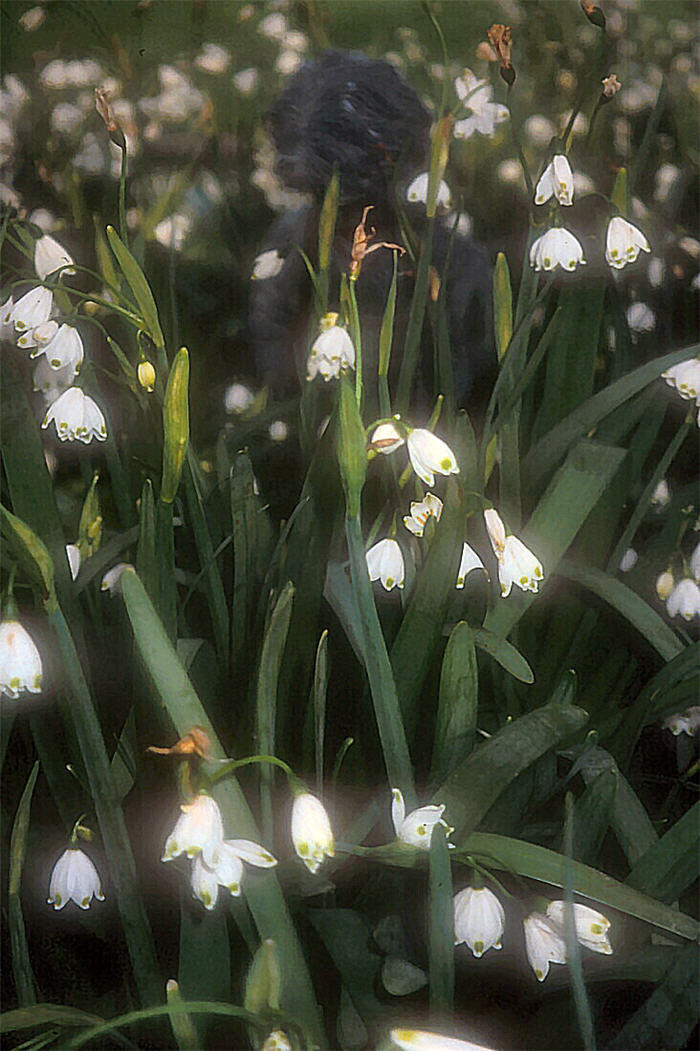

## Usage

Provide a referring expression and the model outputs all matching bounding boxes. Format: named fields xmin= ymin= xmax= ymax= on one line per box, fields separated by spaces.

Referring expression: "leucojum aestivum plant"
xmin=1 ymin=3 xmax=699 ymax=1050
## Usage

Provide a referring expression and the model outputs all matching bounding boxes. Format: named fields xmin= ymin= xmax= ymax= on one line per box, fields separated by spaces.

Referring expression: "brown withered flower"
xmin=601 ymin=73 xmax=621 ymax=99
xmin=350 ymin=205 xmax=404 ymax=282
xmin=95 ymin=87 xmax=126 ymax=150
xmin=580 ymin=0 xmax=606 ymax=29
xmin=147 ymin=726 xmax=212 ymax=759
xmin=488 ymin=24 xmax=515 ymax=86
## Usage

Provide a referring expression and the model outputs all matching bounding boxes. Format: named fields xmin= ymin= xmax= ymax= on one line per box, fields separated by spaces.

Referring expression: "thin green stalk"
xmin=119 ymin=144 xmax=129 ymax=249
xmin=506 ymin=86 xmax=534 ymax=200
xmin=347 ymin=278 xmax=363 ymax=407
xmin=564 ymin=794 xmax=597 ymax=1051
xmin=396 ymin=219 xmax=435 ymax=413
xmin=9 ymin=761 xmax=40 ymax=1007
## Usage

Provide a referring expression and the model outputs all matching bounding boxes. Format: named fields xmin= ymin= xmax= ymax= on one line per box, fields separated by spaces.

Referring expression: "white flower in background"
xmin=283 ymin=30 xmax=308 ymax=52
xmin=619 ymin=548 xmax=638 ymax=573
xmin=546 ymin=901 xmax=613 ymax=955
xmin=691 ymin=543 xmax=700 ymax=581
xmin=403 ymin=493 xmax=443 ymax=536
xmin=233 ymin=68 xmax=259 ymax=95
xmin=307 ymin=316 xmax=355 ymax=382
xmin=34 ymin=234 xmax=75 ymax=281
xmin=66 ymin=544 xmax=81 ymax=581
xmin=42 ymin=387 xmax=107 ymax=443
xmin=523 ymin=911 xmax=567 ymax=981
xmin=194 ymin=43 xmax=231 ymax=75
xmin=605 ymin=217 xmax=650 ymax=269
xmin=190 ymin=838 xmax=277 ymax=909
xmin=33 ymin=324 xmax=84 ymax=372
xmin=666 ymin=578 xmax=700 ymax=621
xmin=258 ymin=12 xmax=287 ymax=39
xmin=530 ymin=228 xmax=585 ymax=272
xmin=663 ymin=706 xmax=700 ymax=737
xmin=456 ymin=543 xmax=486 ymax=588
xmin=262 ymin=1031 xmax=292 ymax=1051
xmin=484 ymin=508 xmax=544 ymax=598
xmin=454 ymin=886 xmax=505 ymax=958
xmin=19 ymin=5 xmax=46 ymax=31
xmin=11 ymin=286 xmax=53 ymax=332
xmin=406 ymin=429 xmax=459 ymax=487
xmin=252 ymin=249 xmax=284 ymax=280
xmin=662 ymin=358 xmax=700 ymax=402
xmin=370 ymin=421 xmax=405 ymax=454
xmin=162 ymin=794 xmax=224 ymax=867
xmin=47 ymin=849 xmax=105 ymax=910
xmin=390 ymin=1030 xmax=496 ymax=1051
xmin=655 ymin=570 xmax=674 ymax=601
xmin=276 ymin=51 xmax=303 ymax=76
xmin=524 ymin=114 xmax=556 ymax=146
xmin=534 ymin=155 xmax=575 ymax=206
xmin=626 ymin=302 xmax=655 ymax=334
xmin=1 ymin=295 xmax=14 ymax=339
xmin=291 ymin=792 xmax=334 ymax=874
xmin=405 ymin=173 xmax=452 ymax=209
xmin=651 ymin=479 xmax=670 ymax=510
xmin=100 ymin=562 xmax=133 ymax=595
xmin=224 ymin=382 xmax=255 ymax=414
xmin=154 ymin=213 xmax=192 ymax=251
xmin=17 ymin=318 xmax=59 ymax=351
xmin=0 ymin=617 xmax=42 ymax=698
xmin=453 ymin=70 xmax=508 ymax=139
xmin=366 ymin=538 xmax=405 ymax=591
xmin=654 ymin=162 xmax=680 ymax=204
xmin=391 ymin=788 xmax=453 ymax=851
xmin=269 ymin=420 xmax=288 ymax=442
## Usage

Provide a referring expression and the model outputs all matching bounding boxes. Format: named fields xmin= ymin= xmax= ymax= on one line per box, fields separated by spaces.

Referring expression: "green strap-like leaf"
xmin=9 ymin=761 xmax=40 ymax=1006
xmin=428 ymin=825 xmax=454 ymax=1020
xmin=625 ymin=802 xmax=700 ymax=904
xmin=609 ymin=942 xmax=699 ymax=1050
xmin=431 ymin=621 xmax=478 ymax=784
xmin=106 ymin=224 xmax=165 ymax=348
xmin=256 ymin=581 xmax=294 ymax=843
xmin=472 ymin=626 xmax=534 ymax=683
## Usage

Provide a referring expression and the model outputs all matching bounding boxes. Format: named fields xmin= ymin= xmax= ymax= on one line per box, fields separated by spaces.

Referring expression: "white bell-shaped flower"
xmin=456 ymin=543 xmax=486 ymax=588
xmin=530 ymin=228 xmax=585 ymax=272
xmin=663 ymin=706 xmax=700 ymax=737
xmin=406 ymin=429 xmax=459 ymax=486
xmin=252 ymin=249 xmax=284 ymax=280
xmin=162 ymin=794 xmax=225 ymax=867
xmin=605 ymin=216 xmax=650 ymax=269
xmin=291 ymin=792 xmax=334 ymax=874
xmin=17 ymin=318 xmax=59 ymax=350
xmin=391 ymin=788 xmax=453 ymax=851
xmin=66 ymin=544 xmax=81 ymax=581
xmin=190 ymin=838 xmax=277 ymax=909
xmin=651 ymin=479 xmax=671 ymax=510
xmin=47 ymin=848 xmax=105 ymax=910
xmin=454 ymin=886 xmax=505 ymax=958
xmin=42 ymin=387 xmax=107 ymax=443
xmin=534 ymin=155 xmax=575 ymax=206
xmin=656 ymin=570 xmax=674 ymax=601
xmin=0 ymin=617 xmax=43 ymax=698
xmin=619 ymin=548 xmax=638 ymax=573
xmin=666 ymin=578 xmax=700 ymax=621
xmin=403 ymin=493 xmax=443 ymax=536
xmin=33 ymin=357 xmax=76 ymax=402
xmin=307 ymin=316 xmax=355 ymax=382
xmin=34 ymin=234 xmax=75 ymax=281
xmin=546 ymin=901 xmax=612 ymax=955
xmin=523 ymin=911 xmax=567 ymax=981
xmin=11 ymin=286 xmax=53 ymax=333
xmin=454 ymin=70 xmax=509 ymax=140
xmin=484 ymin=509 xmax=544 ymax=597
xmin=366 ymin=538 xmax=405 ymax=591
xmin=405 ymin=173 xmax=452 ymax=209
xmin=662 ymin=358 xmax=700 ymax=403
xmin=33 ymin=323 xmax=84 ymax=371
xmin=370 ymin=421 xmax=405 ymax=454
xmin=262 ymin=1031 xmax=293 ymax=1051
xmin=390 ymin=1028 xmax=495 ymax=1051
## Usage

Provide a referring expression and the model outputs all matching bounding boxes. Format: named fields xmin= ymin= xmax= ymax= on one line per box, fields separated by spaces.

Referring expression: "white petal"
xmin=391 ymin=788 xmax=406 ymax=836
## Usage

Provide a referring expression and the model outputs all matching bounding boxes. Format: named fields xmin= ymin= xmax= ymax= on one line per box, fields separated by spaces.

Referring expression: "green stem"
xmin=506 ymin=86 xmax=534 ymax=200
xmin=119 ymin=144 xmax=129 ymax=249
xmin=348 ymin=278 xmax=363 ymax=407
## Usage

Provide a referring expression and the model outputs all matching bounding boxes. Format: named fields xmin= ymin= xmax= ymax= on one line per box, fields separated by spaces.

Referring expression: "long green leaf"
xmin=307 ymin=909 xmax=383 ymax=1030
xmin=230 ymin=452 xmax=258 ymax=670
xmin=472 ymin=626 xmax=534 ymax=683
xmin=572 ymin=770 xmax=616 ymax=866
xmin=9 ymin=761 xmax=40 ymax=1006
xmin=107 ymin=224 xmax=165 ymax=347
xmin=256 ymin=581 xmax=294 ymax=843
xmin=0 ymin=1005 xmax=105 ymax=1034
xmin=184 ymin=457 xmax=229 ymax=665
xmin=313 ymin=630 xmax=329 ymax=790
xmin=431 ymin=621 xmax=478 ymax=783
xmin=609 ymin=942 xmax=699 ymax=1051
xmin=428 ymin=825 xmax=454 ymax=1020
xmin=625 ymin=802 xmax=700 ymax=903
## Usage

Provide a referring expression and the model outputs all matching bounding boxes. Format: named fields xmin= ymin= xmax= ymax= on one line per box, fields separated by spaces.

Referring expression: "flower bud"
xmin=138 ymin=360 xmax=156 ymax=392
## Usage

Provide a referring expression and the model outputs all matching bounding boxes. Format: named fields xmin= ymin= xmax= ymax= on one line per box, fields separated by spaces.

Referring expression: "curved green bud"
xmin=161 ymin=347 xmax=190 ymax=504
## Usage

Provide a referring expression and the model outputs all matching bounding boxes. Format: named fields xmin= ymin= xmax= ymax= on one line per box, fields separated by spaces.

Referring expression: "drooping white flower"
xmin=523 ymin=911 xmax=567 ymax=981
xmin=190 ymin=838 xmax=277 ymax=909
xmin=619 ymin=548 xmax=638 ymax=573
xmin=391 ymin=788 xmax=453 ymax=851
xmin=34 ymin=234 xmax=75 ymax=281
xmin=162 ymin=794 xmax=224 ymax=867
xmin=269 ymin=420 xmax=288 ymax=442
xmin=11 ymin=286 xmax=53 ymax=333
xmin=453 ymin=70 xmax=509 ymax=139
xmin=406 ymin=429 xmax=459 ymax=486
xmin=656 ymin=570 xmax=675 ymax=601
xmin=194 ymin=42 xmax=231 ymax=75
xmin=366 ymin=538 xmax=405 ymax=591
xmin=454 ymin=886 xmax=505 ymax=958
xmin=662 ymin=358 xmax=700 ymax=402
xmin=666 ymin=578 xmax=700 ymax=621
xmin=663 ymin=706 xmax=700 ymax=737
xmin=546 ymin=901 xmax=612 ymax=955
xmin=403 ymin=493 xmax=443 ymax=536
xmin=291 ymin=792 xmax=334 ymax=874
xmin=307 ymin=317 xmax=355 ymax=382
xmin=154 ymin=213 xmax=192 ymax=251
xmin=252 ymin=249 xmax=284 ymax=280
xmin=405 ymin=173 xmax=452 ymax=210
xmin=691 ymin=543 xmax=700 ymax=582
xmin=483 ymin=508 xmax=544 ymax=598
xmin=390 ymin=1028 xmax=495 ymax=1051
xmin=33 ymin=324 xmax=84 ymax=372
xmin=66 ymin=544 xmax=81 ymax=581
xmin=224 ymin=382 xmax=255 ymax=414
xmin=0 ymin=618 xmax=43 ymax=698
xmin=605 ymin=217 xmax=650 ymax=269
xmin=456 ymin=543 xmax=486 ymax=588
xmin=16 ymin=318 xmax=59 ymax=351
xmin=41 ymin=387 xmax=107 ymax=443
xmin=33 ymin=357 xmax=76 ymax=403
xmin=530 ymin=228 xmax=585 ymax=272
xmin=534 ymin=155 xmax=575 ymax=206
xmin=627 ymin=302 xmax=655 ymax=334
xmin=651 ymin=479 xmax=671 ymax=510
xmin=258 ymin=12 xmax=287 ymax=39
xmin=370 ymin=421 xmax=405 ymax=454
xmin=47 ymin=848 xmax=105 ymax=910
xmin=262 ymin=1031 xmax=292 ymax=1051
